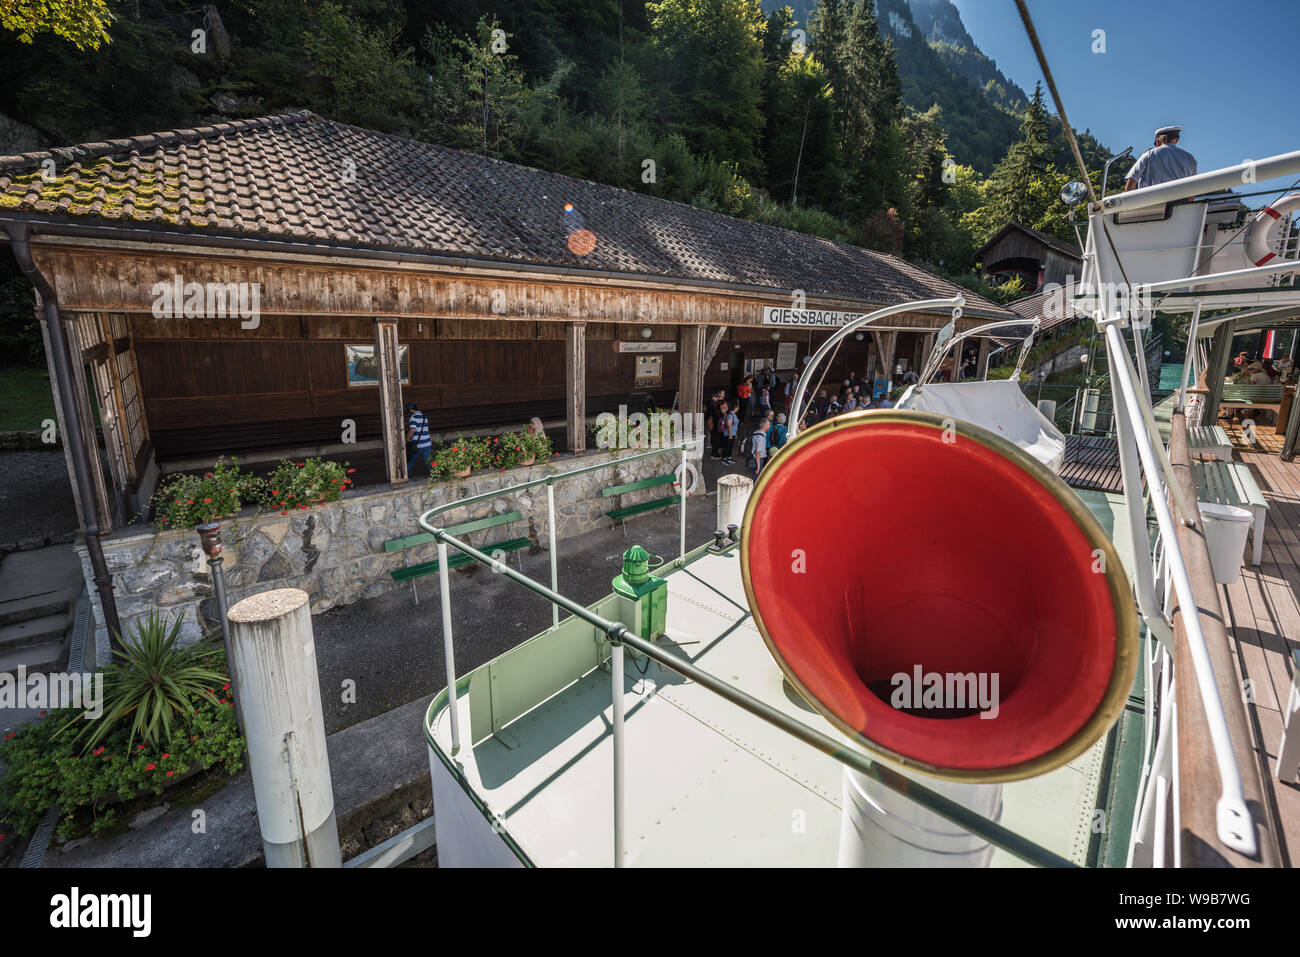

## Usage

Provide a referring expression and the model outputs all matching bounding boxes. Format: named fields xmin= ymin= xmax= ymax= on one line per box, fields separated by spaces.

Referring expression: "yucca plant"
xmin=70 ymin=610 xmax=228 ymax=754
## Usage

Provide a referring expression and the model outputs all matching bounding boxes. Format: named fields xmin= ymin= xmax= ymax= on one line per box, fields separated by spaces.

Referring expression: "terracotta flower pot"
xmin=520 ymin=454 xmax=536 ymax=467
xmin=454 ymin=467 xmax=471 ymax=478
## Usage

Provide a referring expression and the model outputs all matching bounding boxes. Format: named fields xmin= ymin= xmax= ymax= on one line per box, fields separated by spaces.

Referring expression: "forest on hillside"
xmin=1 ymin=0 xmax=1129 ymax=363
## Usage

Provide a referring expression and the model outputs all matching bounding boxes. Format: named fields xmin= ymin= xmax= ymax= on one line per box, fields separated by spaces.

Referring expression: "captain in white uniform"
xmin=1124 ymin=125 xmax=1197 ymax=191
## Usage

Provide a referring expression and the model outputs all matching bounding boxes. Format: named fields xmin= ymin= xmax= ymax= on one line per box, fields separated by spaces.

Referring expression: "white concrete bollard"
xmin=227 ymin=588 xmax=341 ymax=868
xmin=716 ymin=474 xmax=753 ymax=533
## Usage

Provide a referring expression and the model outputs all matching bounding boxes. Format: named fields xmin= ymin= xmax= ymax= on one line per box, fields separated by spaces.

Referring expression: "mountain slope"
xmin=763 ymin=0 xmax=1023 ymax=172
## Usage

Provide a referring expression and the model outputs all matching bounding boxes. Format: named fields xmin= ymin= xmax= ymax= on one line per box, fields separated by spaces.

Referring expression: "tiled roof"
xmin=989 ymin=285 xmax=1083 ymax=347
xmin=0 ymin=111 xmax=1013 ymax=318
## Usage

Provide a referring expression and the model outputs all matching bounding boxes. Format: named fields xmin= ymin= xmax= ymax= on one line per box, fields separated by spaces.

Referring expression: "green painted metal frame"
xmin=601 ymin=474 xmax=677 ymax=496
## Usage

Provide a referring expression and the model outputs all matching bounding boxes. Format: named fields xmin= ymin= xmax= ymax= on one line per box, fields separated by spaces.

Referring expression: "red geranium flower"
xmin=145 ymin=763 xmax=156 ymax=771
xmin=166 ymin=770 xmax=176 ymax=777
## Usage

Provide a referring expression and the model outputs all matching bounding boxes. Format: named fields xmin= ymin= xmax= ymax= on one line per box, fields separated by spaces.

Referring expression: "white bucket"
xmin=838 ymin=767 xmax=1003 ymax=867
xmin=1199 ymin=502 xmax=1253 ymax=584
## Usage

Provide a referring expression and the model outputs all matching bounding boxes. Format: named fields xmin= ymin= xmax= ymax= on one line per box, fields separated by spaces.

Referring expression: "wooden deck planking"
xmin=1214 ymin=420 xmax=1300 ymax=866
xmin=1061 ymin=434 xmax=1125 ymax=493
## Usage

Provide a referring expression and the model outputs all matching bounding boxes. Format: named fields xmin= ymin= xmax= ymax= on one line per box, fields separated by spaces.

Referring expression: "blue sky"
xmin=951 ymin=0 xmax=1300 ymax=194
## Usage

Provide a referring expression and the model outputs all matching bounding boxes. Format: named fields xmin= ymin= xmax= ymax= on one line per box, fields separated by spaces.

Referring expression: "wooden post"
xmin=976 ymin=337 xmax=991 ymax=380
xmin=679 ymin=324 xmax=706 ymax=425
xmin=702 ymin=325 xmax=728 ymax=372
xmin=227 ymin=589 xmax=342 ymax=868
xmin=374 ymin=318 xmax=407 ymax=486
xmin=874 ymin=331 xmax=897 ymax=392
xmin=61 ymin=315 xmax=114 ymax=530
xmin=566 ymin=322 xmax=586 ymax=454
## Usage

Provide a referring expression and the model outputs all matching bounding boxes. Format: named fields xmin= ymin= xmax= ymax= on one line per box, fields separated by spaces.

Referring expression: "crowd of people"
xmin=1229 ymin=352 xmax=1295 ymax=385
xmin=705 ymin=366 xmax=898 ymax=478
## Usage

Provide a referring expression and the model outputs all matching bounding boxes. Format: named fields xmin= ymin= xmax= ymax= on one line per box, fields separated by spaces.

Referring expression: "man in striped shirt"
xmin=406 ymin=402 xmax=433 ymax=475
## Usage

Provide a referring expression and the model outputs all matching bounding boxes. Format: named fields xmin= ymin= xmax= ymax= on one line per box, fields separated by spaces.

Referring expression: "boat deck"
xmin=1215 ymin=420 xmax=1300 ymax=866
xmin=428 ymin=489 xmax=1140 ymax=867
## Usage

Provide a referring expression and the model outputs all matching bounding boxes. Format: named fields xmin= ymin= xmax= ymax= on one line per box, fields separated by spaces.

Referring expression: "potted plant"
xmin=262 ymin=457 xmax=353 ymax=515
xmin=439 ymin=437 xmax=481 ymax=478
xmin=152 ymin=458 xmax=260 ymax=558
xmin=521 ymin=426 xmax=553 ymax=465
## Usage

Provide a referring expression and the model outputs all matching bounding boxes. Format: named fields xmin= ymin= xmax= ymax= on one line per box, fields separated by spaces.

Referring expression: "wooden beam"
xmin=63 ymin=315 xmax=114 ymax=529
xmin=976 ymin=336 xmax=991 ymax=380
xmin=702 ymin=324 xmax=728 ymax=371
xmin=874 ymin=331 xmax=897 ymax=390
xmin=679 ymin=325 xmax=706 ymax=424
xmin=566 ymin=322 xmax=586 ymax=454
xmin=374 ymin=318 xmax=408 ymax=486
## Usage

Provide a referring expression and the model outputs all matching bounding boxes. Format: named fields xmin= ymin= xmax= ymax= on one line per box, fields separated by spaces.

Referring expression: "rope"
xmin=1014 ymin=0 xmax=1097 ymax=205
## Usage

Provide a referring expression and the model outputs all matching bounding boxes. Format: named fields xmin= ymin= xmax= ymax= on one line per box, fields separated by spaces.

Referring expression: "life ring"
xmin=1244 ymin=192 xmax=1300 ymax=267
xmin=674 ymin=461 xmax=702 ymax=497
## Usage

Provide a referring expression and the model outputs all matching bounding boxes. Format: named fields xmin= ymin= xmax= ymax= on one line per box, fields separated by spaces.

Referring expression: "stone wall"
xmin=77 ymin=446 xmax=691 ymax=658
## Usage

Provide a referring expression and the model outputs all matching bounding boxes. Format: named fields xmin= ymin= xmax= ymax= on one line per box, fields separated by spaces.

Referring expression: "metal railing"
xmin=415 ymin=428 xmax=1076 ymax=868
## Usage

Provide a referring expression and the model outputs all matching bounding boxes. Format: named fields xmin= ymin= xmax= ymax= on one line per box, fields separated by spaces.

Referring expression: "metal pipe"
xmin=4 ymin=224 xmax=123 ymax=649
xmin=678 ymin=444 xmax=687 ymax=566
xmin=426 ymin=529 xmax=1073 ymax=867
xmin=437 ymin=543 xmax=462 ymax=756
xmin=611 ymin=642 xmax=626 ymax=868
xmin=546 ymin=480 xmax=559 ymax=630
xmin=207 ymin=556 xmax=244 ymax=735
xmin=1105 ymin=322 xmax=1256 ymax=855
xmin=1177 ymin=301 xmax=1204 ymax=413
xmin=1142 ymin=257 xmax=1300 ymax=293
xmin=1102 ymin=150 xmax=1300 ymax=214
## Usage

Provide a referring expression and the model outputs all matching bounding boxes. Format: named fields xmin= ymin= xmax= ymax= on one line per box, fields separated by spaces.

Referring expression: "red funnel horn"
xmin=741 ymin=410 xmax=1138 ymax=782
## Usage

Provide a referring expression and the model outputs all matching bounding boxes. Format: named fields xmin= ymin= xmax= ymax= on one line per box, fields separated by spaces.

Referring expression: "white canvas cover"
xmin=897 ymin=380 xmax=1067 ymax=475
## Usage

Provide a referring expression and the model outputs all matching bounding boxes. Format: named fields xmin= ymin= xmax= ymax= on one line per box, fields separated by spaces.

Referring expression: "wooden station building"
xmin=1 ymin=111 xmax=1014 ymax=533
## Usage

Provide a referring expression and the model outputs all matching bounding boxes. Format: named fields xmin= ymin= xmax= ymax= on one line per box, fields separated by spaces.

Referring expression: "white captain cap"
xmin=1155 ymin=125 xmax=1182 ymax=138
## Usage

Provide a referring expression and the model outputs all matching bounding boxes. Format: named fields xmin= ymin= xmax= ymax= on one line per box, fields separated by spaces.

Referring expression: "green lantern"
xmin=612 ymin=545 xmax=667 ymax=642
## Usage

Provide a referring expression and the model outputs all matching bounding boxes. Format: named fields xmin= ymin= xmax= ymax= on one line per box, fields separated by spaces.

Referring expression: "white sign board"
xmin=762 ymin=306 xmax=864 ymax=327
xmin=776 ymin=342 xmax=798 ymax=370
xmin=617 ymin=341 xmax=677 ymax=353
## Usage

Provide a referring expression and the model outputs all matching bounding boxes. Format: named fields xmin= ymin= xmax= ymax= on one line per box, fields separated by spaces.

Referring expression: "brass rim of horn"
xmin=740 ymin=409 xmax=1140 ymax=784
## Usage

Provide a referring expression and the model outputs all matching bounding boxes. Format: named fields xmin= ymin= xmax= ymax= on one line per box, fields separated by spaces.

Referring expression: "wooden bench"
xmin=1192 ymin=460 xmax=1269 ymax=566
xmin=602 ymin=474 xmax=681 ymax=530
xmin=1219 ymin=384 xmax=1283 ymax=420
xmin=1187 ymin=425 xmax=1232 ymax=462
xmin=384 ymin=510 xmax=530 ymax=601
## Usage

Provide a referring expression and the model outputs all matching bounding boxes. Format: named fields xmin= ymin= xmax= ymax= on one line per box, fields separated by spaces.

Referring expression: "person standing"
xmin=719 ymin=401 xmax=739 ymax=465
xmin=737 ymin=376 xmax=754 ymax=421
xmin=747 ymin=418 xmax=770 ymax=478
xmin=405 ymin=401 xmax=433 ymax=475
xmin=771 ymin=413 xmax=789 ymax=450
xmin=1124 ymin=125 xmax=1197 ymax=191
xmin=706 ymin=390 xmax=724 ymax=459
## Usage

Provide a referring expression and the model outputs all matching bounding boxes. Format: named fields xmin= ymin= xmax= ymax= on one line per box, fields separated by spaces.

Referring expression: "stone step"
xmin=0 ymin=633 xmax=69 ymax=680
xmin=0 ymin=612 xmax=71 ymax=654
xmin=0 ymin=587 xmax=77 ymax=627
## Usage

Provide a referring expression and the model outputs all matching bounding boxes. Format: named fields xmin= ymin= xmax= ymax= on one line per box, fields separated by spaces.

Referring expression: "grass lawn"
xmin=0 ymin=365 xmax=55 ymax=431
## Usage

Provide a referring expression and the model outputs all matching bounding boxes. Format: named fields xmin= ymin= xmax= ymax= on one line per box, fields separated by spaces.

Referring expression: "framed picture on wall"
xmin=346 ymin=344 xmax=409 ymax=387
xmin=634 ymin=354 xmax=663 ymax=388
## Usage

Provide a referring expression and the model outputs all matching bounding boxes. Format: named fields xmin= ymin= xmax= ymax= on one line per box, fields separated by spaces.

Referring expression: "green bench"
xmin=1220 ymin=384 xmax=1283 ymax=419
xmin=1187 ymin=425 xmax=1232 ymax=462
xmin=602 ymin=474 xmax=681 ymax=531
xmin=384 ymin=510 xmax=531 ymax=600
xmin=1192 ymin=460 xmax=1269 ymax=567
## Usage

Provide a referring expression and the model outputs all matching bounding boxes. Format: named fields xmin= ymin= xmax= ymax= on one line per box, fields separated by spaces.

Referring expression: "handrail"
xmin=417 ymin=440 xmax=696 ymax=755
xmin=1165 ymin=414 xmax=1279 ymax=865
xmin=421 ymin=527 xmax=1075 ymax=868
